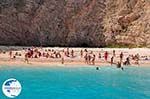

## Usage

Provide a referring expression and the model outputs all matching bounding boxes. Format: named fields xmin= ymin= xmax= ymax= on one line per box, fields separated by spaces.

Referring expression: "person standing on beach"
xmin=84 ymin=53 xmax=88 ymax=64
xmin=9 ymin=51 xmax=12 ymax=59
xmin=25 ymin=53 xmax=29 ymax=64
xmin=87 ymin=54 xmax=91 ymax=64
xmin=120 ymin=52 xmax=124 ymax=63
xmin=61 ymin=57 xmax=64 ymax=64
xmin=80 ymin=50 xmax=83 ymax=58
xmin=71 ymin=49 xmax=74 ymax=57
xmin=30 ymin=49 xmax=34 ymax=58
xmin=91 ymin=54 xmax=96 ymax=65
xmin=104 ymin=51 xmax=108 ymax=61
xmin=113 ymin=50 xmax=116 ymax=57
xmin=66 ymin=48 xmax=70 ymax=57
xmin=99 ymin=52 xmax=101 ymax=59
xmin=135 ymin=54 xmax=140 ymax=66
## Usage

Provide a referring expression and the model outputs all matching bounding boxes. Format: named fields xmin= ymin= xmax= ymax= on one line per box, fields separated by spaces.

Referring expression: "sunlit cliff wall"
xmin=0 ymin=0 xmax=149 ymax=47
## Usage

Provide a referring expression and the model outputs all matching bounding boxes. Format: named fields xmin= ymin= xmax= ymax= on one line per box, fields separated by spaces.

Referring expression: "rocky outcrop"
xmin=0 ymin=0 xmax=106 ymax=47
xmin=0 ymin=0 xmax=150 ymax=47
xmin=104 ymin=0 xmax=150 ymax=47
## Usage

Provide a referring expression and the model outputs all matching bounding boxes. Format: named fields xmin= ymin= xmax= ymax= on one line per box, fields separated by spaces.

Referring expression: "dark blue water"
xmin=0 ymin=65 xmax=150 ymax=99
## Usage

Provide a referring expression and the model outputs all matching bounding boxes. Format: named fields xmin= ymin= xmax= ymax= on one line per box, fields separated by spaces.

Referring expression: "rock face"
xmin=0 ymin=0 xmax=149 ymax=47
xmin=104 ymin=0 xmax=150 ymax=47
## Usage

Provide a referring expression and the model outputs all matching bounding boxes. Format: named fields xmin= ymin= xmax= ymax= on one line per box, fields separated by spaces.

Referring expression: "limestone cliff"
xmin=104 ymin=0 xmax=150 ymax=47
xmin=0 ymin=0 xmax=149 ymax=47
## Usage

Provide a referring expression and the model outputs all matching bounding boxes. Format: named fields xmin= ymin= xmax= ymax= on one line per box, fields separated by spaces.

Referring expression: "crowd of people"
xmin=2 ymin=47 xmax=144 ymax=69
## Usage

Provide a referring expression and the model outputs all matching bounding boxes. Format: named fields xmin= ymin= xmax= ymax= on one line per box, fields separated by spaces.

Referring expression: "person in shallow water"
xmin=117 ymin=62 xmax=124 ymax=70
xmin=124 ymin=57 xmax=130 ymax=65
xmin=111 ymin=56 xmax=114 ymax=65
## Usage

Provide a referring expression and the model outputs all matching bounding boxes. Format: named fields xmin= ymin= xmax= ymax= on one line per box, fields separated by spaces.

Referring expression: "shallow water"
xmin=0 ymin=65 xmax=150 ymax=99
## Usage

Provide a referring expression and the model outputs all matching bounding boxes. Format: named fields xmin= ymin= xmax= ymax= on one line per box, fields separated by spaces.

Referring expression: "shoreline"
xmin=0 ymin=60 xmax=149 ymax=67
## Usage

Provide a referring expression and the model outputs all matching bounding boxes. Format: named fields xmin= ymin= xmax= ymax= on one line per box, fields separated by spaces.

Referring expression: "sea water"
xmin=0 ymin=65 xmax=150 ymax=99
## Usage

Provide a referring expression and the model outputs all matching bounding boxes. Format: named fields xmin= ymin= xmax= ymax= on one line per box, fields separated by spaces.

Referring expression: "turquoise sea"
xmin=0 ymin=65 xmax=150 ymax=99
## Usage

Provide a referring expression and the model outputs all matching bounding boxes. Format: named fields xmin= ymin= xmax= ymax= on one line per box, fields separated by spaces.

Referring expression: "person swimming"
xmin=96 ymin=67 xmax=100 ymax=70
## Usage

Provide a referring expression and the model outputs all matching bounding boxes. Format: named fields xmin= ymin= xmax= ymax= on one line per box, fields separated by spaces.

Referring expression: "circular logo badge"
xmin=2 ymin=78 xmax=22 ymax=98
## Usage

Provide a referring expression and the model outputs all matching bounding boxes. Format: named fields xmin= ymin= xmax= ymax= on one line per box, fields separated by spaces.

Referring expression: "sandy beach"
xmin=0 ymin=46 xmax=150 ymax=67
